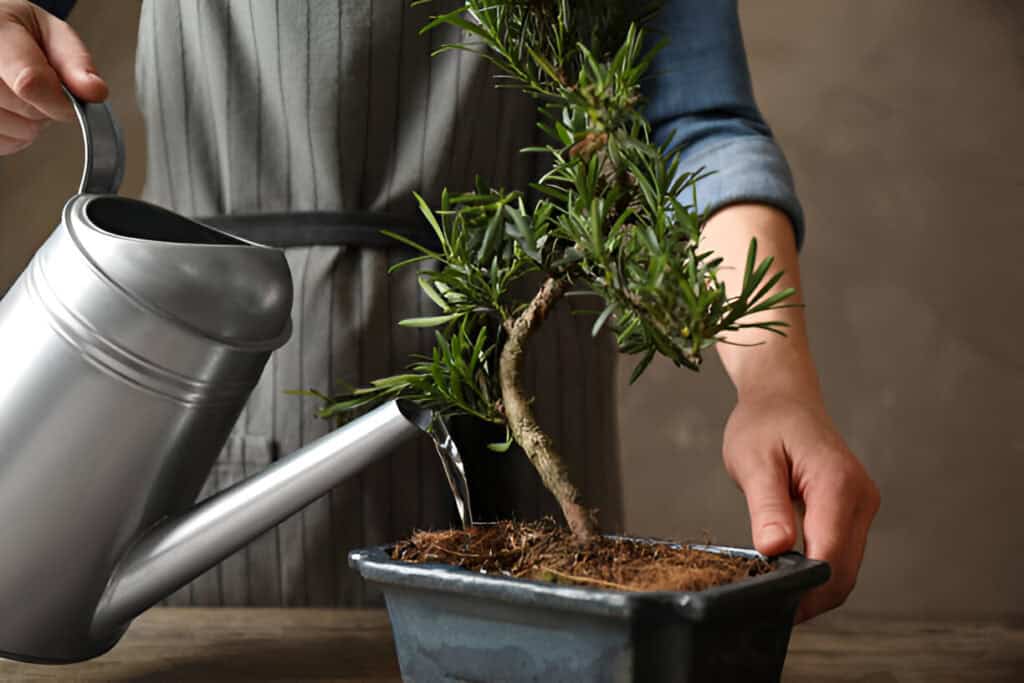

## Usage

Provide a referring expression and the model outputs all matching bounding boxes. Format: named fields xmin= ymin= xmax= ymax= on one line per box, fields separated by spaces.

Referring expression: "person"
xmin=0 ymin=0 xmax=879 ymax=622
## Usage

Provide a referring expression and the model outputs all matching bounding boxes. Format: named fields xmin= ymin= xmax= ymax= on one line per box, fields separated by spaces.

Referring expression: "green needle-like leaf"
xmin=398 ymin=313 xmax=461 ymax=328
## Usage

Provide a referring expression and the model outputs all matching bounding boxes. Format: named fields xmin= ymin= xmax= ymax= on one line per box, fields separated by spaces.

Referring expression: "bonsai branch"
xmin=499 ymin=276 xmax=598 ymax=542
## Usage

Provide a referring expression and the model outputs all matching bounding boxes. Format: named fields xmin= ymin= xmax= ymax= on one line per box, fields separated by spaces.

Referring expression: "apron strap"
xmin=198 ymin=211 xmax=440 ymax=251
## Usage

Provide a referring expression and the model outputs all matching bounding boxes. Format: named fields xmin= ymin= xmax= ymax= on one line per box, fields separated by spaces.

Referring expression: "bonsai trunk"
xmin=499 ymin=276 xmax=598 ymax=542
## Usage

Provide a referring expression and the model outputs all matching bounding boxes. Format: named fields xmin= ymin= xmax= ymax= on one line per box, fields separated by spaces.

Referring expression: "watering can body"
xmin=0 ymin=95 xmax=429 ymax=662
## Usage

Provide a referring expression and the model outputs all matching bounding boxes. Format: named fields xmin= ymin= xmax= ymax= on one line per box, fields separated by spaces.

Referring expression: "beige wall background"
xmin=1 ymin=1 xmax=1021 ymax=618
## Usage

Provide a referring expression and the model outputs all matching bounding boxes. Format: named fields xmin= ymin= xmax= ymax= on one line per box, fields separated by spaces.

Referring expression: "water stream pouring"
xmin=428 ymin=415 xmax=474 ymax=529
xmin=0 ymin=91 xmax=440 ymax=663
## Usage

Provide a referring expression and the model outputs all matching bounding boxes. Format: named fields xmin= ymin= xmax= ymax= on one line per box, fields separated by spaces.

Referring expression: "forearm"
xmin=707 ymin=204 xmax=880 ymax=622
xmin=702 ymin=203 xmax=822 ymax=404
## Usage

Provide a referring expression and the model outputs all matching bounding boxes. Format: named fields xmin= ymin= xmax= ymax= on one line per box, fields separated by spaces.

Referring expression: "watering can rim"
xmin=75 ymin=194 xmax=284 ymax=250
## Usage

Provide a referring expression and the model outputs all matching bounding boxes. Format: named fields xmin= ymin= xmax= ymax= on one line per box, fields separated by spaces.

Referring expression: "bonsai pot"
xmin=350 ymin=538 xmax=829 ymax=683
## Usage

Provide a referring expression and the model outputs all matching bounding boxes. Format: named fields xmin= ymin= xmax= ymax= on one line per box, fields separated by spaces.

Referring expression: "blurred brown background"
xmin=1 ymin=1 xmax=1021 ymax=619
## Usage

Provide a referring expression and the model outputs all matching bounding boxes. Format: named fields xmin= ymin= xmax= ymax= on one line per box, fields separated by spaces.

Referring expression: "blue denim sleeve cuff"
xmin=642 ymin=0 xmax=806 ymax=249
xmin=664 ymin=131 xmax=806 ymax=250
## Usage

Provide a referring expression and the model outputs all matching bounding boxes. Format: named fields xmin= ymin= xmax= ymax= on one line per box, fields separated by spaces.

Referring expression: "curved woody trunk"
xmin=498 ymin=276 xmax=598 ymax=542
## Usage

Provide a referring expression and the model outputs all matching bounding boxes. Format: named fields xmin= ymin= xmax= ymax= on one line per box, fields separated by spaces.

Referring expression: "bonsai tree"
xmin=313 ymin=0 xmax=794 ymax=544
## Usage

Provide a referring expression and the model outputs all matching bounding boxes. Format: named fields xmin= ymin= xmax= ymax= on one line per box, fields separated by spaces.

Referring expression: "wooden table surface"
xmin=0 ymin=608 xmax=1020 ymax=682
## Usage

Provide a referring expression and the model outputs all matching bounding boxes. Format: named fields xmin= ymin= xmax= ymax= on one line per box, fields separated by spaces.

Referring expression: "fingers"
xmin=795 ymin=479 xmax=856 ymax=621
xmin=0 ymin=80 xmax=48 ymax=154
xmin=723 ymin=396 xmax=880 ymax=625
xmin=795 ymin=466 xmax=880 ymax=623
xmin=730 ymin=451 xmax=798 ymax=557
xmin=0 ymin=19 xmax=72 ymax=120
xmin=0 ymin=3 xmax=106 ymax=134
xmin=0 ymin=77 xmax=47 ymax=120
xmin=35 ymin=7 xmax=107 ymax=102
xmin=0 ymin=105 xmax=47 ymax=142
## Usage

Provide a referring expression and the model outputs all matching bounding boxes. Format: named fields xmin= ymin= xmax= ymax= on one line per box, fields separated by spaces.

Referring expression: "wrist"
xmin=719 ymin=339 xmax=824 ymax=406
xmin=734 ymin=366 xmax=823 ymax=408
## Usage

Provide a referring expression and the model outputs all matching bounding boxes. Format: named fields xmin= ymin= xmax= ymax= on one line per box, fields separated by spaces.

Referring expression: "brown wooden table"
xmin=0 ymin=609 xmax=1020 ymax=681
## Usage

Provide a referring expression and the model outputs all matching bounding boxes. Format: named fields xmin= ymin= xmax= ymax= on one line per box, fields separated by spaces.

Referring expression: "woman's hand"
xmin=0 ymin=0 xmax=106 ymax=155
xmin=722 ymin=388 xmax=880 ymax=622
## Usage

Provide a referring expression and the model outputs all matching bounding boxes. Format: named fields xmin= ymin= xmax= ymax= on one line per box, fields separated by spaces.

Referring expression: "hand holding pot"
xmin=722 ymin=391 xmax=881 ymax=623
xmin=0 ymin=0 xmax=106 ymax=155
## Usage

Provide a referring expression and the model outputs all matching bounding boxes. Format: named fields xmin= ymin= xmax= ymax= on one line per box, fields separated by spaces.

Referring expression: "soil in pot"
xmin=391 ymin=518 xmax=772 ymax=592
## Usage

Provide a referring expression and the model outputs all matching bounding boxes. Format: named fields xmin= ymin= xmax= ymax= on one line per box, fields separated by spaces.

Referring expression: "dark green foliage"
xmin=314 ymin=1 xmax=794 ymax=432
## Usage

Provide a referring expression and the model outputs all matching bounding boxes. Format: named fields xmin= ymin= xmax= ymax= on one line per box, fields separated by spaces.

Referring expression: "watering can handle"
xmin=64 ymin=85 xmax=124 ymax=196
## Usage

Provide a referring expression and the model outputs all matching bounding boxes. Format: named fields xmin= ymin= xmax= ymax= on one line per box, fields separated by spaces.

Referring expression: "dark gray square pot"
xmin=350 ymin=539 xmax=829 ymax=683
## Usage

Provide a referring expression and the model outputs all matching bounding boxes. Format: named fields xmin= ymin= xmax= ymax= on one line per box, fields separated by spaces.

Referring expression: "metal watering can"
xmin=0 ymin=93 xmax=431 ymax=663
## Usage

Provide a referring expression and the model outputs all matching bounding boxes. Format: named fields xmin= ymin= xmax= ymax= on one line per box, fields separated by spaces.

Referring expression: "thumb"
xmin=736 ymin=455 xmax=798 ymax=557
xmin=35 ymin=8 xmax=107 ymax=103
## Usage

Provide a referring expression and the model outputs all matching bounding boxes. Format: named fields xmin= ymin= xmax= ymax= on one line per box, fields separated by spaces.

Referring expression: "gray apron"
xmin=136 ymin=0 xmax=623 ymax=607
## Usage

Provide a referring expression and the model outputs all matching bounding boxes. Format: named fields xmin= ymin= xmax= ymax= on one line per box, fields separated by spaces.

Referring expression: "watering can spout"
xmin=90 ymin=400 xmax=431 ymax=638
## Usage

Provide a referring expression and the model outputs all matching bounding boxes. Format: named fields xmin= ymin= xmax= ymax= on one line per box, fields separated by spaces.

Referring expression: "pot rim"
xmin=350 ymin=536 xmax=829 ymax=622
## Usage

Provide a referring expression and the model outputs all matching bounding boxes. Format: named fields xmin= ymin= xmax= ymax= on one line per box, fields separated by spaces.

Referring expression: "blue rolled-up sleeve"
xmin=642 ymin=0 xmax=805 ymax=247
